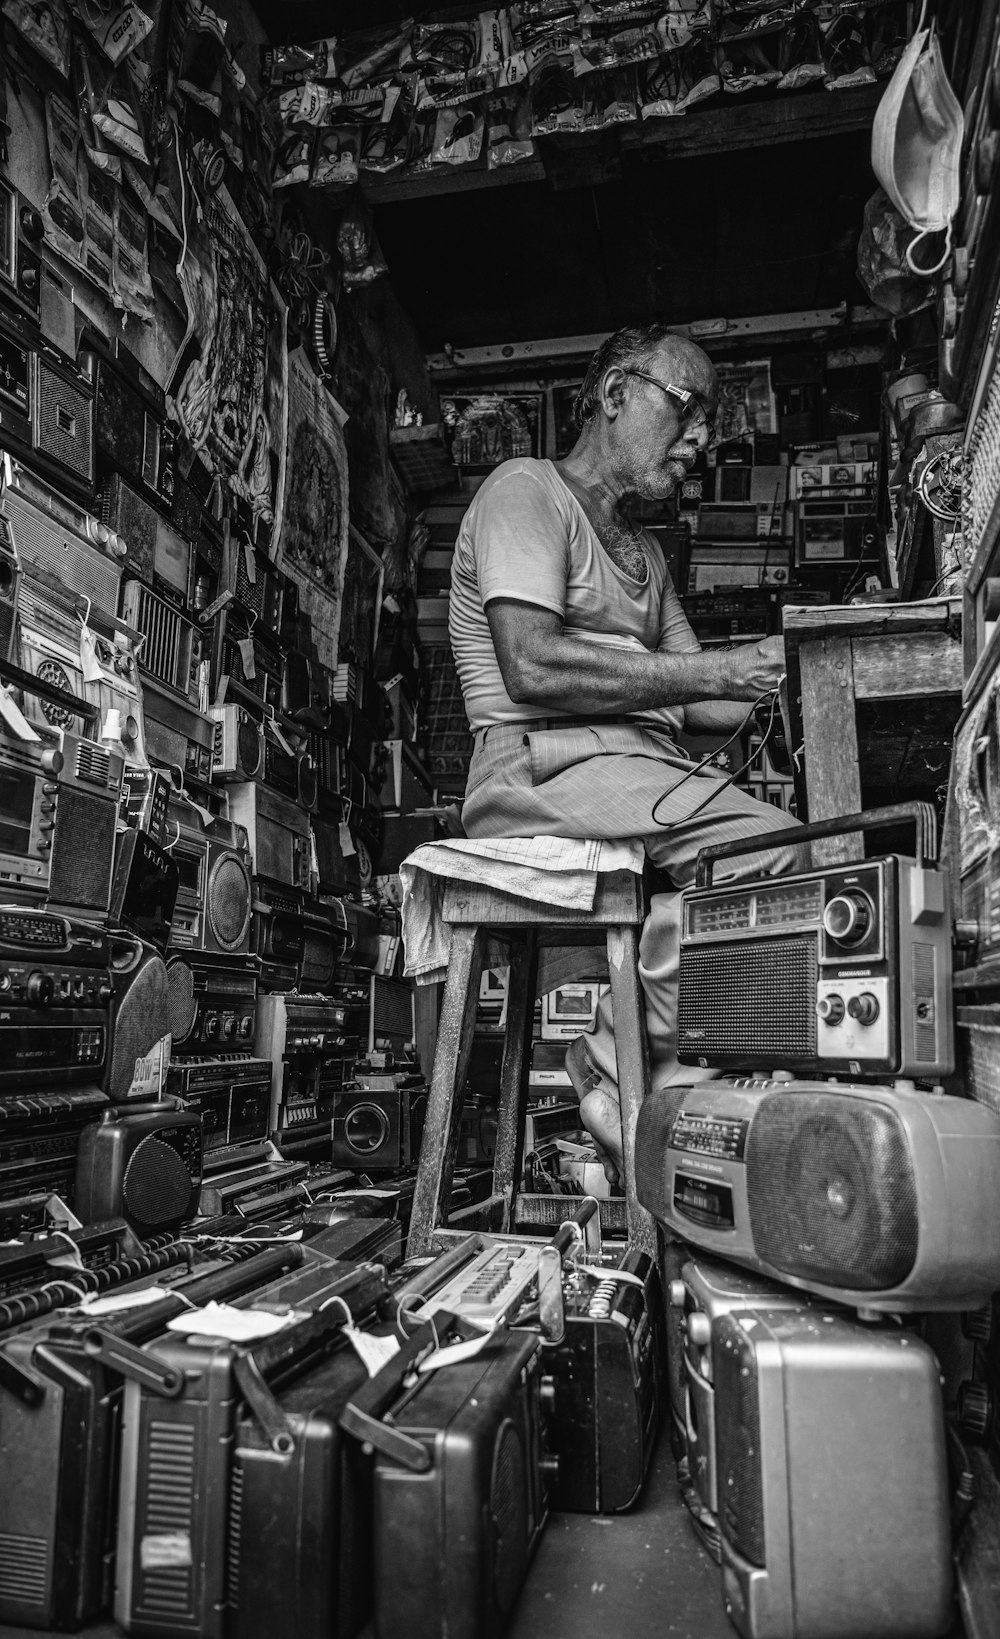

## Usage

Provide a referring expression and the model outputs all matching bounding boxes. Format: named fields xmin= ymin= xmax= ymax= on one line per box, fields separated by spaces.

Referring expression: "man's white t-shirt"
xmin=448 ymin=457 xmax=700 ymax=733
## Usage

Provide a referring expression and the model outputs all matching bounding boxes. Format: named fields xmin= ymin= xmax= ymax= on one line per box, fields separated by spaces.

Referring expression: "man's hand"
xmin=724 ymin=635 xmax=786 ymax=701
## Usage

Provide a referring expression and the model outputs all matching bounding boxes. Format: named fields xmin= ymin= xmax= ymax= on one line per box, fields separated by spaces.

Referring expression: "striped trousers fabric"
xmin=462 ymin=721 xmax=809 ymax=1088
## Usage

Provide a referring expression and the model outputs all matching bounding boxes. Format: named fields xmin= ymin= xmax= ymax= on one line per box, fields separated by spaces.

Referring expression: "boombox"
xmin=227 ymin=530 xmax=284 ymax=628
xmin=17 ymin=579 xmax=147 ymax=763
xmin=167 ymin=1052 xmax=271 ymax=1159
xmin=713 ymin=1308 xmax=951 ymax=1639
xmin=100 ymin=473 xmax=192 ymax=608
xmin=0 ymin=508 xmax=19 ymax=663
xmin=0 ymin=904 xmax=110 ymax=1086
xmin=0 ymin=728 xmax=123 ymax=915
xmin=273 ymin=1060 xmax=344 ymax=1154
xmin=140 ymin=672 xmax=214 ymax=783
xmin=209 ymin=700 xmax=264 ymax=780
xmin=262 ymin=725 xmax=318 ymax=811
xmin=677 ymin=804 xmax=954 ymax=1079
xmin=332 ymin=1069 xmax=428 ymax=1172
xmin=0 ymin=1244 xmax=304 ymax=1631
xmin=255 ymin=990 xmax=351 ymax=1119
xmin=109 ymin=828 xmax=178 ymax=952
xmin=250 ymin=873 xmax=304 ymax=990
xmin=0 ymin=177 xmax=44 ymax=318
xmin=2 ymin=457 xmax=124 ymax=616
xmin=165 ymin=952 xmax=257 ymax=1052
xmin=114 ymin=1260 xmax=388 ymax=1639
xmin=227 ymin=779 xmax=311 ymax=892
xmin=120 ymin=579 xmax=205 ymax=704
xmin=344 ymin=1321 xmax=550 ymax=1639
xmin=0 ymin=314 xmax=94 ymax=496
xmin=75 ymin=1098 xmax=203 ymax=1234
xmin=636 ymin=1077 xmax=1000 ymax=1310
xmin=119 ymin=766 xmax=172 ymax=846
xmin=167 ymin=804 xmax=253 ymax=958
xmin=79 ymin=331 xmax=174 ymax=508
xmin=311 ymin=811 xmax=361 ymax=898
xmin=0 ymin=1084 xmax=109 ymax=1207
xmin=221 ymin=611 xmax=284 ymax=713
xmin=300 ymin=897 xmax=348 ymax=993
xmin=794 ymin=492 xmax=871 ymax=566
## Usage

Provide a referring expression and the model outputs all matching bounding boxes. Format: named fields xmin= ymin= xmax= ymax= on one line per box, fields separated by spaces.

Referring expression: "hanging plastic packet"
xmin=74 ymin=44 xmax=123 ymax=176
xmin=3 ymin=0 xmax=71 ymax=76
xmin=360 ymin=86 xmax=411 ymax=174
xmin=260 ymin=36 xmax=338 ymax=91
xmin=82 ymin=47 xmax=150 ymax=163
xmin=273 ymin=129 xmax=313 ymax=188
xmin=638 ymin=52 xmax=685 ymax=118
xmin=218 ymin=53 xmax=244 ymax=169
xmin=777 ymin=10 xmax=825 ymax=90
xmin=177 ymin=0 xmax=227 ymax=114
xmin=510 ymin=2 xmax=576 ymax=54
xmin=580 ymin=66 xmax=637 ymax=129
xmin=530 ymin=51 xmax=584 ymax=134
xmin=719 ymin=31 xmax=781 ymax=93
xmin=672 ymin=34 xmax=720 ymax=111
xmin=573 ymin=13 xmax=673 ymax=76
xmin=77 ymin=0 xmax=154 ymax=64
xmin=338 ymin=195 xmax=388 ymax=285
xmin=821 ymin=13 xmax=875 ymax=90
xmin=401 ymin=106 xmax=439 ymax=175
xmin=485 ymin=85 xmax=536 ymax=167
xmin=867 ymin=1 xmax=910 ymax=80
xmin=855 ymin=186 xmax=935 ymax=318
xmin=278 ymin=81 xmax=386 ymax=128
xmin=431 ymin=103 xmax=484 ymax=167
xmin=114 ymin=187 xmax=155 ymax=320
xmin=309 ymin=126 xmax=360 ymax=187
xmin=338 ymin=19 xmax=413 ymax=89
xmin=660 ymin=0 xmax=712 ymax=50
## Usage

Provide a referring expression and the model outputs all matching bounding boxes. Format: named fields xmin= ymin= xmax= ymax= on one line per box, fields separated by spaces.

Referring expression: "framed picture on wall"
xmin=440 ymin=392 xmax=543 ymax=468
xmin=338 ymin=525 xmax=384 ymax=666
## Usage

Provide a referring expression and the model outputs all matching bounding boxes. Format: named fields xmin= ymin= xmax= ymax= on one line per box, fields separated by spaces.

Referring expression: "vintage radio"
xmin=196 ymin=1148 xmax=311 ymax=1216
xmin=227 ymin=531 xmax=284 ymax=627
xmin=0 ymin=727 xmax=122 ymax=914
xmin=17 ymin=579 xmax=146 ymax=761
xmin=332 ymin=1069 xmax=427 ymax=1172
xmin=343 ymin=1321 xmax=550 ymax=1639
xmin=300 ymin=897 xmax=348 ymax=993
xmin=261 ymin=724 xmax=303 ymax=802
xmin=209 ymin=701 xmax=264 ymax=780
xmin=0 ymin=1244 xmax=304 ymax=1631
xmin=140 ymin=672 xmax=214 ymax=783
xmin=221 ymin=611 xmax=284 ymax=713
xmin=78 ymin=331 xmax=174 ymax=509
xmin=332 ymin=662 xmax=386 ymax=739
xmin=713 ymin=1308 xmax=951 ymax=1639
xmin=529 ymin=1038 xmax=572 ymax=1092
xmin=167 ymin=805 xmax=253 ymax=959
xmin=0 ymin=314 xmax=94 ymax=496
xmin=120 ymin=578 xmax=204 ymax=704
xmin=75 ymin=1098 xmax=203 ymax=1234
xmin=794 ymin=493 xmax=870 ymax=566
xmin=227 ymin=779 xmax=311 ymax=892
xmin=0 ymin=507 xmax=20 ymax=662
xmin=114 ymin=1261 xmax=388 ymax=1639
xmin=345 ymin=901 xmax=381 ymax=972
xmin=2 ymin=457 xmax=123 ymax=615
xmin=311 ymin=812 xmax=361 ymax=898
xmin=0 ymin=177 xmax=44 ymax=318
xmin=250 ymin=873 xmax=304 ymax=991
xmin=104 ymin=932 xmax=172 ymax=1103
xmin=255 ymin=991 xmax=351 ymax=1114
xmin=166 ymin=952 xmax=257 ymax=1052
xmin=280 ymin=644 xmax=315 ymax=721
xmin=99 ymin=472 xmax=191 ymax=606
xmin=167 ymin=1053 xmax=271 ymax=1159
xmin=109 ymin=828 xmax=178 ymax=952
xmin=0 ymin=905 xmax=111 ymax=1086
xmin=0 ymin=1084 xmax=108 ymax=1207
xmin=961 ymin=303 xmax=1000 ymax=687
xmin=635 ymin=1077 xmax=1000 ymax=1312
xmin=540 ymin=977 xmax=607 ymax=1041
xmin=676 ymin=804 xmax=953 ymax=1079
xmin=272 ymin=1060 xmax=344 ymax=1155
xmin=0 ymin=1212 xmax=141 ymax=1302
xmin=119 ymin=765 xmax=171 ymax=847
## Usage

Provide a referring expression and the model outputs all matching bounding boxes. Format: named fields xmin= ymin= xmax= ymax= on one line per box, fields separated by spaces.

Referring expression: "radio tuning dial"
xmin=20 ymin=266 xmax=38 ymax=294
xmin=97 ymin=981 xmax=113 ymax=1004
xmin=237 ymin=1017 xmax=252 ymax=1037
xmin=26 ymin=971 xmax=54 ymax=1006
xmin=40 ymin=750 xmax=64 ymax=776
xmin=686 ymin=1312 xmax=711 ymax=1348
xmin=823 ymin=891 xmax=872 ymax=945
xmin=668 ymin=1281 xmax=687 ymax=1309
xmin=847 ymin=992 xmax=880 ymax=1026
xmin=816 ymin=994 xmax=845 ymax=1026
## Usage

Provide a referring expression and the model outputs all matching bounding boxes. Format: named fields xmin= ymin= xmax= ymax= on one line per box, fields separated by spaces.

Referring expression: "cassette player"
xmin=167 ymin=1053 xmax=271 ymax=1158
xmin=0 ymin=177 xmax=43 ymax=318
xmin=255 ymin=992 xmax=350 ymax=1112
xmin=165 ymin=951 xmax=258 ymax=1053
xmin=0 ymin=906 xmax=111 ymax=1087
xmin=78 ymin=328 xmax=174 ymax=510
xmin=0 ymin=311 xmax=94 ymax=497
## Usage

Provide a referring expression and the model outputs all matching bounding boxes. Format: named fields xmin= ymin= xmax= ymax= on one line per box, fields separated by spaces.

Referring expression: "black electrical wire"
xmin=650 ymin=686 xmax=781 ymax=830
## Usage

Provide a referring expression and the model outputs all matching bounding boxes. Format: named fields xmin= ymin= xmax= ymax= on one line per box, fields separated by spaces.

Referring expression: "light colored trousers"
xmin=462 ymin=721 xmax=808 ymax=1087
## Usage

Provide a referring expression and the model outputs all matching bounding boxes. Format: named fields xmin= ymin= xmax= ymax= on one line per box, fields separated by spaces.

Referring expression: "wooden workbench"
xmin=782 ymin=597 xmax=964 ymax=863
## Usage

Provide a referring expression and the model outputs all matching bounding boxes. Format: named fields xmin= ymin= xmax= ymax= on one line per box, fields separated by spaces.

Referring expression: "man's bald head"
xmin=574 ymin=323 xmax=716 ymax=427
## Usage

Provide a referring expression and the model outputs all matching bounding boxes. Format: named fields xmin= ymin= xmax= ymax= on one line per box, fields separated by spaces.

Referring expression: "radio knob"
xmin=539 ymin=1376 xmax=558 ymax=1413
xmin=26 ymin=971 xmax=54 ymax=1006
xmin=686 ymin=1312 xmax=711 ymax=1348
xmin=37 ymin=840 xmax=51 ymax=853
xmin=823 ymin=892 xmax=872 ymax=945
xmin=816 ymin=994 xmax=845 ymax=1026
xmin=668 ymin=1281 xmax=687 ymax=1309
xmin=97 ymin=981 xmax=113 ymax=1004
xmin=19 ymin=205 xmax=44 ymax=242
xmin=20 ymin=265 xmax=39 ymax=293
xmin=39 ymin=750 xmax=64 ymax=776
xmin=237 ymin=1017 xmax=253 ymax=1038
xmin=221 ymin=1017 xmax=236 ymax=1039
xmin=205 ymin=1016 xmax=219 ymax=1038
xmin=847 ymin=992 xmax=880 ymax=1026
xmin=958 ymin=1380 xmax=992 ymax=1440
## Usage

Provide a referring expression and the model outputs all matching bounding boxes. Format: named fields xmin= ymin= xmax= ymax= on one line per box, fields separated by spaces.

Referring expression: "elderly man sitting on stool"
xmin=449 ymin=322 xmax=807 ymax=1182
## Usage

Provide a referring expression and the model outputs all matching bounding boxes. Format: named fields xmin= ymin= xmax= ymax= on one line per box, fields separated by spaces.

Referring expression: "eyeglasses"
xmin=623 ymin=368 xmax=719 ymax=449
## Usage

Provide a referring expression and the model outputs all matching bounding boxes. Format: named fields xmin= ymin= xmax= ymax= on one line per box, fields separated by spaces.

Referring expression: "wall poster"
xmin=276 ymin=345 xmax=350 ymax=663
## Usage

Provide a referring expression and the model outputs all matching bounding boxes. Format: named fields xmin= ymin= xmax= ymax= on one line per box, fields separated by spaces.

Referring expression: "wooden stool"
xmin=407 ymin=866 xmax=657 ymax=1258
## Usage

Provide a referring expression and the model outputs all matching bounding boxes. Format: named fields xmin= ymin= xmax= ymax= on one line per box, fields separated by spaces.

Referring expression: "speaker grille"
xmin=912 ymin=942 xmax=937 ymax=1063
xmin=207 ymin=852 xmax=251 ymax=950
xmin=715 ymin=1321 xmax=765 ymax=1567
xmin=746 ymin=1092 xmax=918 ymax=1290
xmin=0 ymin=1533 xmax=48 ymax=1606
xmin=237 ymin=713 xmax=262 ymax=778
xmin=166 ymin=960 xmax=197 ymax=1042
xmin=677 ymin=935 xmax=818 ymax=1061
xmin=491 ymin=1419 xmax=528 ymax=1616
xmin=48 ymin=788 xmax=116 ymax=911
xmin=108 ymin=953 xmax=170 ymax=1101
xmin=36 ymin=360 xmax=94 ymax=481
xmin=123 ymin=1134 xmax=193 ymax=1224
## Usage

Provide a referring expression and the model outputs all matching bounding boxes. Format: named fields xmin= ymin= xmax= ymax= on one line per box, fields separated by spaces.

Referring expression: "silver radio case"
xmin=226 ymin=779 xmax=311 ymax=892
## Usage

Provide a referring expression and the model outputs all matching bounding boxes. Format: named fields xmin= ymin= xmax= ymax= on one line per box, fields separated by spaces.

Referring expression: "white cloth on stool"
xmin=399 ymin=835 xmax=644 ymax=984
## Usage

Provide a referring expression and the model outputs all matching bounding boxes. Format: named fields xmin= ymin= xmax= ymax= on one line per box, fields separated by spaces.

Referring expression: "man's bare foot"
xmin=565 ymin=1036 xmax=624 ymax=1185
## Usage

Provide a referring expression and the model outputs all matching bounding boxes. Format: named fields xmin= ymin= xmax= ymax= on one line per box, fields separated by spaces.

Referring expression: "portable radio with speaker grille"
xmin=221 ymin=611 xmax=285 ymax=714
xmin=677 ymin=803 xmax=953 ymax=1079
xmin=299 ymin=898 xmax=348 ymax=993
xmin=250 ymin=873 xmax=304 ymax=990
xmin=0 ymin=177 xmax=43 ymax=319
xmin=105 ymin=932 xmax=171 ymax=1103
xmin=2 ymin=457 xmax=123 ymax=616
xmin=0 ymin=727 xmax=122 ymax=915
xmin=227 ymin=532 xmax=283 ymax=628
xmin=166 ymin=952 xmax=257 ymax=1053
xmin=114 ymin=1260 xmax=388 ymax=1639
xmin=226 ymin=780 xmax=311 ymax=893
xmin=712 ymin=1306 xmax=952 ymax=1639
xmin=0 ymin=1243 xmax=305 ymax=1632
xmin=261 ymin=726 xmax=312 ymax=806
xmin=311 ymin=812 xmax=361 ymax=898
xmin=333 ymin=1070 xmax=428 ymax=1172
xmin=273 ymin=1060 xmax=344 ymax=1156
xmin=0 ymin=315 xmax=94 ymax=496
xmin=119 ymin=766 xmax=172 ymax=847
xmin=79 ymin=332 xmax=174 ymax=510
xmin=0 ymin=904 xmax=111 ymax=1086
xmin=16 ymin=582 xmax=147 ymax=766
xmin=120 ymin=578 xmax=204 ymax=704
xmin=0 ymin=1084 xmax=108 ymax=1206
xmin=208 ymin=701 xmax=264 ymax=780
xmin=75 ymin=1098 xmax=203 ymax=1234
xmin=255 ymin=991 xmax=351 ymax=1123
xmin=166 ymin=1053 xmax=271 ymax=1161
xmin=794 ymin=493 xmax=870 ymax=566
xmin=140 ymin=673 xmax=214 ymax=784
xmin=100 ymin=473 xmax=191 ymax=608
xmin=166 ymin=803 xmax=253 ymax=959
xmin=0 ymin=508 xmax=19 ymax=662
xmin=109 ymin=828 xmax=178 ymax=953
xmin=635 ymin=1076 xmax=1000 ymax=1311
xmin=342 ymin=1320 xmax=550 ymax=1639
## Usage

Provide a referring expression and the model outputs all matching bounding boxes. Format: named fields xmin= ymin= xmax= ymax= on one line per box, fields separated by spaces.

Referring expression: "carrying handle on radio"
xmin=339 ymin=1313 xmax=480 ymax=1472
xmin=0 ymin=657 xmax=100 ymax=723
xmin=693 ymin=800 xmax=938 ymax=888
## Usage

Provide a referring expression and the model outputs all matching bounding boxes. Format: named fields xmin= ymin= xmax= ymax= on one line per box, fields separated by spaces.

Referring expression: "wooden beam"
xmin=798 ymin=633 xmax=864 ymax=864
xmin=850 ymin=631 xmax=964 ymax=700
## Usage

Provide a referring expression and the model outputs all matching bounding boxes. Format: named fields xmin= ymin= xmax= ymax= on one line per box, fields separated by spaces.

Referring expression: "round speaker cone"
xmin=344 ymin=1103 xmax=389 ymax=1155
xmin=166 ymin=960 xmax=197 ymax=1043
xmin=207 ymin=852 xmax=252 ymax=950
xmin=237 ymin=714 xmax=263 ymax=778
xmin=490 ymin=1419 xmax=528 ymax=1614
xmin=122 ymin=1134 xmax=193 ymax=1226
xmin=108 ymin=953 xmax=170 ymax=1101
xmin=35 ymin=658 xmax=75 ymax=729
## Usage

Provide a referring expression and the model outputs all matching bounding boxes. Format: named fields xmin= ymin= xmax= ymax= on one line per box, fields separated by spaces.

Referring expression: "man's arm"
xmin=683 ymin=699 xmax=760 ymax=733
xmin=486 ymin=600 xmax=785 ymax=712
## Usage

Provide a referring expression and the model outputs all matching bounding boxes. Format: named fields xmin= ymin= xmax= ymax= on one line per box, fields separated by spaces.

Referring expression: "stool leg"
xmin=605 ymin=924 xmax=658 ymax=1258
xmin=494 ymin=931 xmax=538 ymax=1233
xmin=408 ymin=925 xmax=484 ymax=1257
